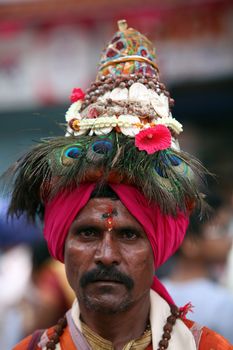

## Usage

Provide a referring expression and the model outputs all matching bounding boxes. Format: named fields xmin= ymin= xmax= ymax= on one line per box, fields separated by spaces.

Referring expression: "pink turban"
xmin=44 ymin=183 xmax=189 ymax=304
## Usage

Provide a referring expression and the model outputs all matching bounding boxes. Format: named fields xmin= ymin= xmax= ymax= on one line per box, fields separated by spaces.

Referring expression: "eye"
xmin=118 ymin=230 xmax=139 ymax=241
xmin=75 ymin=228 xmax=99 ymax=240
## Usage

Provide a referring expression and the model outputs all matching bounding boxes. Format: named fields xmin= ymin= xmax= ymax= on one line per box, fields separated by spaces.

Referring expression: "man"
xmin=8 ymin=20 xmax=232 ymax=349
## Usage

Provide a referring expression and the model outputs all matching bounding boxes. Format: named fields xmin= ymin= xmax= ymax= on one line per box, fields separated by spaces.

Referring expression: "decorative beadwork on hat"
xmin=65 ymin=19 xmax=181 ymax=152
xmin=97 ymin=19 xmax=159 ymax=78
xmin=7 ymin=19 xmax=206 ymax=221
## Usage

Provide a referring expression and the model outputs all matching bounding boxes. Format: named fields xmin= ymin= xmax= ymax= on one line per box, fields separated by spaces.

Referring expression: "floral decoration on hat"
xmin=135 ymin=125 xmax=171 ymax=154
xmin=7 ymin=19 xmax=206 ymax=222
xmin=70 ymin=88 xmax=85 ymax=103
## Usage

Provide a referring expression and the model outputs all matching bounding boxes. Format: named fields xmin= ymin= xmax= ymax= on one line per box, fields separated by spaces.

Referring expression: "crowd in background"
xmin=0 ymin=199 xmax=75 ymax=349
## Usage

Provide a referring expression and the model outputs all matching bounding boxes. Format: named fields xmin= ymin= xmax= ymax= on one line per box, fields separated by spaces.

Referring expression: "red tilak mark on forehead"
xmin=102 ymin=206 xmax=117 ymax=232
xmin=106 ymin=216 xmax=114 ymax=232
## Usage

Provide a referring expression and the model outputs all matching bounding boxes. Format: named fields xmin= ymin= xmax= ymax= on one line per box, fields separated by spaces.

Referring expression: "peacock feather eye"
xmin=86 ymin=138 xmax=114 ymax=163
xmin=64 ymin=146 xmax=82 ymax=159
xmin=61 ymin=144 xmax=84 ymax=166
xmin=92 ymin=140 xmax=113 ymax=154
xmin=166 ymin=153 xmax=182 ymax=166
xmin=154 ymin=152 xmax=183 ymax=178
xmin=154 ymin=166 xmax=165 ymax=178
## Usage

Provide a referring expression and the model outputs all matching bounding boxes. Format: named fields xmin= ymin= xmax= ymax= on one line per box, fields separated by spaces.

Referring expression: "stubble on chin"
xmin=79 ymin=288 xmax=133 ymax=315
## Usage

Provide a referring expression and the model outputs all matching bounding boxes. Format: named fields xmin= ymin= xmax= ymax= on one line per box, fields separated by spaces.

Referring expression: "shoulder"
xmin=12 ymin=334 xmax=39 ymax=350
xmin=12 ymin=328 xmax=53 ymax=350
xmin=183 ymin=318 xmax=233 ymax=349
xmin=199 ymin=326 xmax=232 ymax=350
xmin=12 ymin=324 xmax=76 ymax=350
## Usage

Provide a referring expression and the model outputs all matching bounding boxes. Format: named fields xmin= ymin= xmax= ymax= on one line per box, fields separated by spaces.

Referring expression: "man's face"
xmin=64 ymin=198 xmax=154 ymax=314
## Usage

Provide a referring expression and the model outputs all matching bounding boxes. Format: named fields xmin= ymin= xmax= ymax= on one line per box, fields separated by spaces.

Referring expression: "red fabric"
xmin=44 ymin=183 xmax=189 ymax=304
xmin=44 ymin=183 xmax=95 ymax=262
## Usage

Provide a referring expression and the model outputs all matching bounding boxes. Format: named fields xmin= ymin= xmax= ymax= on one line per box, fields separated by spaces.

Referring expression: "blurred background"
xmin=0 ymin=0 xmax=233 ymax=348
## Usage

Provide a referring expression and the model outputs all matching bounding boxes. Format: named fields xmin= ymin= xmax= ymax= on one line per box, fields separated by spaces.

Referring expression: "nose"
xmin=94 ymin=232 xmax=121 ymax=266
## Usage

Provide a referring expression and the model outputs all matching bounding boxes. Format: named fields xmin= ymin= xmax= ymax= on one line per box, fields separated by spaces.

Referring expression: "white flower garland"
xmin=67 ymin=114 xmax=182 ymax=136
xmin=65 ymin=83 xmax=183 ymax=137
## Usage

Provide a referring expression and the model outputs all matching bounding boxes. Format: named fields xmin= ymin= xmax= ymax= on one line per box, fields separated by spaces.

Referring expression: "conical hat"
xmin=97 ymin=19 xmax=158 ymax=79
xmin=6 ymin=20 xmax=205 ymax=220
xmin=66 ymin=20 xmax=181 ymax=147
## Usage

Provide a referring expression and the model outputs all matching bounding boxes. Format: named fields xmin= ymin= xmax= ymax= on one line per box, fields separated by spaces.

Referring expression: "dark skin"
xmin=64 ymin=198 xmax=155 ymax=350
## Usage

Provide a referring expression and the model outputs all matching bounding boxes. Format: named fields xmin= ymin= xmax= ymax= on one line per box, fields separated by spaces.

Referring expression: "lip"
xmin=92 ymin=280 xmax=123 ymax=284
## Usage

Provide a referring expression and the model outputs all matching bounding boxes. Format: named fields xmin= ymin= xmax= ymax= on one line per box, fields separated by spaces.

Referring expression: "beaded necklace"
xmin=45 ymin=304 xmax=181 ymax=350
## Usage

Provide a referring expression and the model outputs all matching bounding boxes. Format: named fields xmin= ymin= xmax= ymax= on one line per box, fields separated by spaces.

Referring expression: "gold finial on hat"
xmin=118 ymin=19 xmax=128 ymax=32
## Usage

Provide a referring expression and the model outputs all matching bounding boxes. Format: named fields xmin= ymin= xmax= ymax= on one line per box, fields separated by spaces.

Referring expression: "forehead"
xmin=74 ymin=197 xmax=144 ymax=229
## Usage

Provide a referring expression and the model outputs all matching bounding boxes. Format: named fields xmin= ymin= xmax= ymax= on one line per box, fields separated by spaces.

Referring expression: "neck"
xmin=79 ymin=292 xmax=151 ymax=350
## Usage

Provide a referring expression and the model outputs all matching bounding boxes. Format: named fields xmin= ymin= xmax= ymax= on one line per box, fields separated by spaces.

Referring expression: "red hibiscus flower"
xmin=135 ymin=125 xmax=171 ymax=154
xmin=70 ymin=88 xmax=85 ymax=103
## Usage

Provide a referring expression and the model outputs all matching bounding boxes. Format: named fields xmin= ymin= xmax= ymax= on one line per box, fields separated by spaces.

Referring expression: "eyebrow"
xmin=115 ymin=226 xmax=145 ymax=237
xmin=71 ymin=224 xmax=101 ymax=233
xmin=71 ymin=223 xmax=145 ymax=237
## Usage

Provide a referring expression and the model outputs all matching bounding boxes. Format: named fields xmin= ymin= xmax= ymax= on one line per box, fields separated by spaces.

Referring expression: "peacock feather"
xmin=3 ymin=131 xmax=207 ymax=221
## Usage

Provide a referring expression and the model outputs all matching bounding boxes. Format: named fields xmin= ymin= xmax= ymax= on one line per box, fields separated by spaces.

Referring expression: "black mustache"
xmin=80 ymin=265 xmax=134 ymax=290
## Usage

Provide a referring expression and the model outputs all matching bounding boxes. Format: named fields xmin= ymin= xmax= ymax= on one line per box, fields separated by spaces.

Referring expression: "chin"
xmin=81 ymin=293 xmax=133 ymax=315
